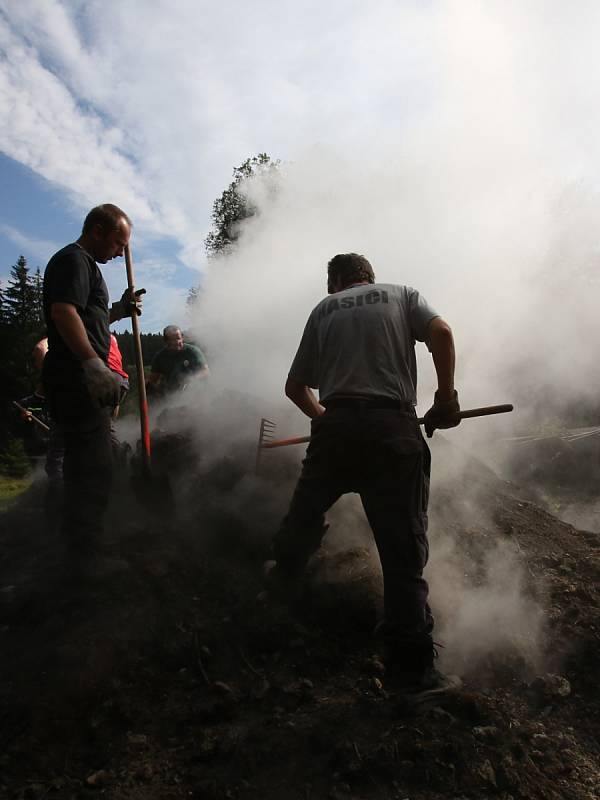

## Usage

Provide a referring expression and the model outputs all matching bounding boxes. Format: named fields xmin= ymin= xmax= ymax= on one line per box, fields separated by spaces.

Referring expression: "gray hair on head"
xmin=163 ymin=325 xmax=181 ymax=339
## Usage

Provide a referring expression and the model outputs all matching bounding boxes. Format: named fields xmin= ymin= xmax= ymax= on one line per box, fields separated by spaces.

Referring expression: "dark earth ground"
xmin=0 ymin=429 xmax=598 ymax=800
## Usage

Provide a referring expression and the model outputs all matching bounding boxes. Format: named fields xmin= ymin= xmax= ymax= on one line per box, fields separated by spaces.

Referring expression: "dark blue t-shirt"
xmin=43 ymin=243 xmax=110 ymax=369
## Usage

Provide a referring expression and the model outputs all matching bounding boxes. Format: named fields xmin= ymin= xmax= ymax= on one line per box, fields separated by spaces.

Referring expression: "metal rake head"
xmin=255 ymin=418 xmax=277 ymax=473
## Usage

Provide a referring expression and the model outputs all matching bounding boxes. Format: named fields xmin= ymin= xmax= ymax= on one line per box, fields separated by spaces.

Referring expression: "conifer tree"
xmin=0 ymin=256 xmax=47 ymax=405
xmin=0 ymin=280 xmax=6 ymax=326
xmin=32 ymin=268 xmax=44 ymax=326
xmin=0 ymin=438 xmax=31 ymax=479
xmin=3 ymin=256 xmax=36 ymax=327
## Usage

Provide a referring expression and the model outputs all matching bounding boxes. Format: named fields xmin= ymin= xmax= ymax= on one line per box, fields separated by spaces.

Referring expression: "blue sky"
xmin=0 ymin=0 xmax=448 ymax=332
xmin=0 ymin=152 xmax=200 ymax=332
xmin=1 ymin=0 xmax=600 ymax=414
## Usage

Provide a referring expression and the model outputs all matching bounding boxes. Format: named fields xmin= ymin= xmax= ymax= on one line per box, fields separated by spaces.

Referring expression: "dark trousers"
xmin=44 ymin=420 xmax=65 ymax=532
xmin=45 ymin=421 xmax=65 ymax=481
xmin=45 ymin=375 xmax=113 ymax=553
xmin=273 ymin=406 xmax=433 ymax=649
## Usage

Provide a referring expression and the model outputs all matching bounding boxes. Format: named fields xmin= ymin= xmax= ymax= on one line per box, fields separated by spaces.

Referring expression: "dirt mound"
xmin=0 ymin=436 xmax=598 ymax=800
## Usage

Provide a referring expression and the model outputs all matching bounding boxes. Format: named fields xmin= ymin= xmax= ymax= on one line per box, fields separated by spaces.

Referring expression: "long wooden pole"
xmin=261 ymin=404 xmax=514 ymax=449
xmin=12 ymin=401 xmax=50 ymax=432
xmin=124 ymin=244 xmax=151 ymax=474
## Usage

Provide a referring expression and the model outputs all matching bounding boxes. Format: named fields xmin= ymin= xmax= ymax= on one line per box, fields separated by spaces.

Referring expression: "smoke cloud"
xmin=107 ymin=1 xmax=600 ymax=670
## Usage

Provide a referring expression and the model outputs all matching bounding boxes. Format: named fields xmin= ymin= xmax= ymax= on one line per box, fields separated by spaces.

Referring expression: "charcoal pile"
xmin=0 ymin=433 xmax=598 ymax=800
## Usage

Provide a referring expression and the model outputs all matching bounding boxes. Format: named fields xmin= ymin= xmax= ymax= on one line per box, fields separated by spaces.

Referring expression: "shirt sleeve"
xmin=151 ymin=350 xmax=165 ymax=375
xmin=288 ymin=311 xmax=320 ymax=388
xmin=189 ymin=345 xmax=207 ymax=369
xmin=407 ymin=287 xmax=439 ymax=342
xmin=45 ymin=250 xmax=92 ymax=311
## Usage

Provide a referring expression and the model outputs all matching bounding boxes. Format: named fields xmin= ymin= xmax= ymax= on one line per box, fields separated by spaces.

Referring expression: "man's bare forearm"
xmin=51 ymin=303 xmax=97 ymax=361
xmin=427 ymin=317 xmax=456 ymax=399
xmin=285 ymin=377 xmax=325 ymax=419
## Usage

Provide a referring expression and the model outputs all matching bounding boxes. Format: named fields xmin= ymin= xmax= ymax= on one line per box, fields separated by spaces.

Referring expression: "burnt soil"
xmin=0 ymin=434 xmax=598 ymax=800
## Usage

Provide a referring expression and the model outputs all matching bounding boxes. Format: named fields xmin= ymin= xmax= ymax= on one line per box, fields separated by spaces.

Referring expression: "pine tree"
xmin=0 ymin=256 xmax=47 ymax=405
xmin=32 ymin=268 xmax=44 ymax=326
xmin=0 ymin=280 xmax=6 ymax=326
xmin=3 ymin=256 xmax=36 ymax=328
xmin=186 ymin=286 xmax=199 ymax=308
xmin=0 ymin=438 xmax=31 ymax=478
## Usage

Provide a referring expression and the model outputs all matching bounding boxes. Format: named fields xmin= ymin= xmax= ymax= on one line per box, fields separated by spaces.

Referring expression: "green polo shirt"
xmin=151 ymin=343 xmax=208 ymax=390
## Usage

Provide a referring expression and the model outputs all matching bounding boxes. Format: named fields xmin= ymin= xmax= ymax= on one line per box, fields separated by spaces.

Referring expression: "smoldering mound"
xmin=0 ymin=405 xmax=598 ymax=800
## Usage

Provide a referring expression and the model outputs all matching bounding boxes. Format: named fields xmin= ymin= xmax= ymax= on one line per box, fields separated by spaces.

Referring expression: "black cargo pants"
xmin=272 ymin=402 xmax=433 ymax=650
xmin=45 ymin=367 xmax=113 ymax=554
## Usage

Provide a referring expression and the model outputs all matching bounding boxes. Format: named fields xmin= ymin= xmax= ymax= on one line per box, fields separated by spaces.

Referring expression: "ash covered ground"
xmin=0 ymin=402 xmax=598 ymax=800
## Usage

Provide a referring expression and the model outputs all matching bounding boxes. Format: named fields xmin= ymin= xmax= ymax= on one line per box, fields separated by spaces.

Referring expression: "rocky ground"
xmin=0 ymin=430 xmax=598 ymax=800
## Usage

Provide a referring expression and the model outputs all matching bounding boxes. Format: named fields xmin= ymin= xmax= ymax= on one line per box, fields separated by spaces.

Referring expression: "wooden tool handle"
xmin=124 ymin=244 xmax=151 ymax=472
xmin=262 ymin=404 xmax=514 ymax=449
xmin=416 ymin=403 xmax=514 ymax=424
xmin=12 ymin=401 xmax=50 ymax=432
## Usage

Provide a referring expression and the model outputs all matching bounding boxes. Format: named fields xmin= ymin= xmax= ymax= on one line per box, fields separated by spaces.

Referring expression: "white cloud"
xmin=3 ymin=0 xmax=600 ymax=270
xmin=0 ymin=17 xmax=156 ymax=224
xmin=2 ymin=0 xmax=600 ymax=424
xmin=0 ymin=223 xmax=59 ymax=263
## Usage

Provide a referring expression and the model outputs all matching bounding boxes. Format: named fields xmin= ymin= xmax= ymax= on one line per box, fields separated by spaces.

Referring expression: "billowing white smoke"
xmin=190 ymin=151 xmax=600 ymax=447
xmin=180 ymin=1 xmax=600 ymax=669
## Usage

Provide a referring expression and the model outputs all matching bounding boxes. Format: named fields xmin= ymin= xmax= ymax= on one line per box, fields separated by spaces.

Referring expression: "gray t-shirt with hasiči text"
xmin=288 ymin=283 xmax=439 ymax=405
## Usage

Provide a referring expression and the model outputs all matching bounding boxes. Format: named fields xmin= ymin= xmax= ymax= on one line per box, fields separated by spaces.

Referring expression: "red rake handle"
xmin=262 ymin=404 xmax=514 ymax=449
xmin=124 ymin=244 xmax=151 ymax=472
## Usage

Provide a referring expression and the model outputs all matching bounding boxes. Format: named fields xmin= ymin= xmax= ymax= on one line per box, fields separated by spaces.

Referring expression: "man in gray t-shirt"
xmin=264 ymin=253 xmax=461 ymax=693
xmin=289 ymin=283 xmax=438 ymax=405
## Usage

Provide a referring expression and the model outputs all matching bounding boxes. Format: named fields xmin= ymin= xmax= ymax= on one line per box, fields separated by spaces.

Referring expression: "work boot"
xmin=395 ymin=665 xmax=462 ymax=695
xmin=382 ymin=640 xmax=461 ymax=696
xmin=375 ymin=623 xmax=462 ymax=695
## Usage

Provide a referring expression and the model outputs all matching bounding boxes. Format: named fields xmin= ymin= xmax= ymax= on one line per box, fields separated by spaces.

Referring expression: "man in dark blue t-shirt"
xmin=43 ymin=203 xmax=143 ymax=566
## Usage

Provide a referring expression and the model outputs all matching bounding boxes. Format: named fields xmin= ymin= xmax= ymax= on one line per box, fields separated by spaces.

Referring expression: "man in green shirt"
xmin=147 ymin=325 xmax=209 ymax=396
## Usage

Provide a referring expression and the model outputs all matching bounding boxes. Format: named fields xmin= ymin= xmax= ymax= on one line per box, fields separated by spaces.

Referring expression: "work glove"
xmin=111 ymin=287 xmax=146 ymax=320
xmin=82 ymin=357 xmax=121 ymax=409
xmin=423 ymin=390 xmax=461 ymax=438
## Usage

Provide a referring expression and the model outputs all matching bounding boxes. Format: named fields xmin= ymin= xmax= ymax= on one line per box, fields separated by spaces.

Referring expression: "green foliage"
xmin=3 ymin=255 xmax=40 ymax=328
xmin=186 ymin=285 xmax=199 ymax=310
xmin=0 ymin=255 xmax=46 ymax=412
xmin=0 ymin=438 xmax=31 ymax=479
xmin=204 ymin=153 xmax=280 ymax=258
xmin=32 ymin=268 xmax=44 ymax=324
xmin=113 ymin=330 xmax=165 ymax=368
xmin=0 ymin=474 xmax=31 ymax=508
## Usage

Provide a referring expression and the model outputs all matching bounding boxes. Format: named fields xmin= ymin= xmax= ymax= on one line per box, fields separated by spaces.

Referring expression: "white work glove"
xmin=111 ymin=287 xmax=145 ymax=320
xmin=82 ymin=357 xmax=121 ymax=408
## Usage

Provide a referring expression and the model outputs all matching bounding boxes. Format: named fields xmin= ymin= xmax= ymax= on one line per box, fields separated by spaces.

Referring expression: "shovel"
xmin=124 ymin=243 xmax=174 ymax=513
